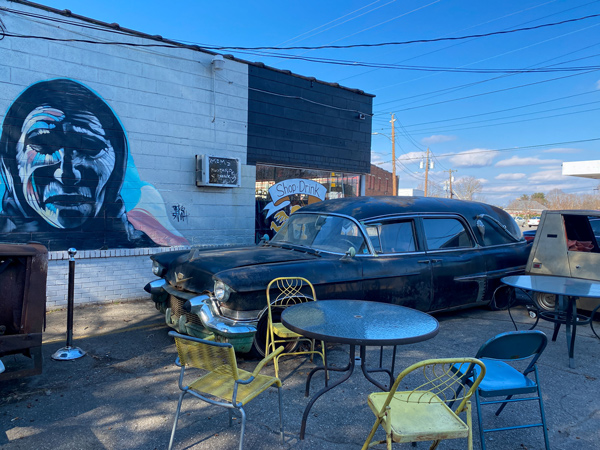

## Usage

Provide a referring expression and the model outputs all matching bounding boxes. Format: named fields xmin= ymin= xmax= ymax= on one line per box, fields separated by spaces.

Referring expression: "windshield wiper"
xmin=270 ymin=241 xmax=321 ymax=256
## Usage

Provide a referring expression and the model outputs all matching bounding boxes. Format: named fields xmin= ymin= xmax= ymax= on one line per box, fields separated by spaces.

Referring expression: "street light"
xmin=372 ymin=131 xmax=397 ymax=196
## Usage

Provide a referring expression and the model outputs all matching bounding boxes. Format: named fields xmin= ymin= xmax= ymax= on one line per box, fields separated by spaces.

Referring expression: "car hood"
xmin=162 ymin=245 xmax=319 ymax=293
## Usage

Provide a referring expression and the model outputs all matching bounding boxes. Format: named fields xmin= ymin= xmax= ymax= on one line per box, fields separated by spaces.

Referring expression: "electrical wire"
xmin=406 ymin=104 xmax=600 ymax=135
xmin=276 ymin=0 xmax=396 ymax=47
xmin=394 ymin=137 xmax=600 ymax=161
xmin=197 ymin=13 xmax=600 ymax=51
xmin=2 ymin=7 xmax=599 ymax=52
xmin=378 ymin=69 xmax=599 ymax=113
xmin=400 ymin=89 xmax=600 ymax=128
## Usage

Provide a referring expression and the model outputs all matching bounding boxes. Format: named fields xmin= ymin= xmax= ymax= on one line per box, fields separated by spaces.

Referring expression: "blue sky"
xmin=35 ymin=0 xmax=600 ymax=206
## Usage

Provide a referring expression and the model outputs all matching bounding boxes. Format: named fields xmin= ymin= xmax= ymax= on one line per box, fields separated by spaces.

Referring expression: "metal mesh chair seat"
xmin=189 ymin=369 xmax=281 ymax=405
xmin=271 ymin=322 xmax=302 ymax=339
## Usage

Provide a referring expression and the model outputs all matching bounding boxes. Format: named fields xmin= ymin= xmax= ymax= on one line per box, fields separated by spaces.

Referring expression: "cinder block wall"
xmin=46 ymin=250 xmax=162 ymax=309
xmin=0 ymin=2 xmax=255 ymax=306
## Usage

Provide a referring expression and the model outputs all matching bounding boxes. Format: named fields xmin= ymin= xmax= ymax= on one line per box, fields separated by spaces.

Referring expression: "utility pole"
xmin=423 ymin=148 xmax=430 ymax=197
xmin=446 ymin=169 xmax=457 ymax=198
xmin=390 ymin=113 xmax=396 ymax=196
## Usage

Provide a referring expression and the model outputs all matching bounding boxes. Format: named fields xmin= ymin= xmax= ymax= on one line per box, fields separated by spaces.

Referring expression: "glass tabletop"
xmin=281 ymin=299 xmax=439 ymax=346
xmin=502 ymin=275 xmax=600 ymax=298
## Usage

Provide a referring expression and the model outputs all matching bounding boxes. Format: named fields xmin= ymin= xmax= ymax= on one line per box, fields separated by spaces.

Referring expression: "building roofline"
xmin=6 ymin=0 xmax=375 ymax=98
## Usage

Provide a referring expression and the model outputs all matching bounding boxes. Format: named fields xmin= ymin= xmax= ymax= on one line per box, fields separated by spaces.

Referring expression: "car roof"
xmin=298 ymin=196 xmax=512 ymax=225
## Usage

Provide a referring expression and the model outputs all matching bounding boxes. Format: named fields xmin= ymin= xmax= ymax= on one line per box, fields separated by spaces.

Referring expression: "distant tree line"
xmin=509 ymin=188 xmax=600 ymax=211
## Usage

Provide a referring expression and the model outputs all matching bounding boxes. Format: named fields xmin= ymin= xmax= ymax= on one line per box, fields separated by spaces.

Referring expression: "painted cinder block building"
xmin=0 ymin=0 xmax=374 ymax=307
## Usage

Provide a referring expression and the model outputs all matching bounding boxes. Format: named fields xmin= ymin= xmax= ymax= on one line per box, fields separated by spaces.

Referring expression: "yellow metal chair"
xmin=265 ymin=277 xmax=327 ymax=379
xmin=362 ymin=358 xmax=486 ymax=450
xmin=167 ymin=331 xmax=284 ymax=450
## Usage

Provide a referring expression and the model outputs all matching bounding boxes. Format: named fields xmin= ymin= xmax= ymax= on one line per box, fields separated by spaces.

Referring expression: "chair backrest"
xmin=169 ymin=331 xmax=239 ymax=380
xmin=383 ymin=358 xmax=486 ymax=415
xmin=266 ymin=277 xmax=317 ymax=317
xmin=475 ymin=330 xmax=547 ymax=364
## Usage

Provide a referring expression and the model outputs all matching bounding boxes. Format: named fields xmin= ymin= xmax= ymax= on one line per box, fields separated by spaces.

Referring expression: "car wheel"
xmin=534 ymin=292 xmax=556 ymax=311
xmin=247 ymin=307 xmax=299 ymax=359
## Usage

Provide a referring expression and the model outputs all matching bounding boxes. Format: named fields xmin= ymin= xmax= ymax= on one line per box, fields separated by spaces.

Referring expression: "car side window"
xmin=563 ymin=215 xmax=599 ymax=253
xmin=423 ymin=218 xmax=474 ymax=250
xmin=380 ymin=221 xmax=417 ymax=253
xmin=479 ymin=216 xmax=521 ymax=246
xmin=365 ymin=221 xmax=416 ymax=254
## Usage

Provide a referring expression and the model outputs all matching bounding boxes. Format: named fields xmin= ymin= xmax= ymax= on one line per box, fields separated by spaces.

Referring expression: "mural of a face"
xmin=1 ymin=79 xmax=127 ymax=229
xmin=16 ymin=106 xmax=116 ymax=228
xmin=0 ymin=78 xmax=189 ymax=250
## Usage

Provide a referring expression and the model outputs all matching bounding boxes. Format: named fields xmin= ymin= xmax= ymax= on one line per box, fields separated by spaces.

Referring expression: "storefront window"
xmin=255 ymin=165 xmax=361 ymax=242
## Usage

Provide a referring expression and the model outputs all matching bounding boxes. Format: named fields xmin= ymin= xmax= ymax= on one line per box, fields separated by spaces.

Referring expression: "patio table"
xmin=280 ymin=299 xmax=439 ymax=439
xmin=502 ymin=274 xmax=600 ymax=368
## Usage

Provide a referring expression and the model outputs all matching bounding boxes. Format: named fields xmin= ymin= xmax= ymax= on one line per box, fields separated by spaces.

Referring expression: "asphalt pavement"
xmin=1 ymin=298 xmax=599 ymax=450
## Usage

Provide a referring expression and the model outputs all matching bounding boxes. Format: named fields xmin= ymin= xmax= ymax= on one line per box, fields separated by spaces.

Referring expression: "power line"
xmin=197 ymin=13 xmax=600 ymax=51
xmin=397 ymin=137 xmax=600 ymax=161
xmin=400 ymin=89 xmax=600 ymax=128
xmin=3 ymin=7 xmax=599 ymax=53
xmin=406 ymin=104 xmax=600 ymax=135
xmin=375 ymin=69 xmax=599 ymax=113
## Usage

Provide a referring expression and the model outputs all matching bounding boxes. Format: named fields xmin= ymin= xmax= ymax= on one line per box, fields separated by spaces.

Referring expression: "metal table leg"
xmin=565 ymin=296 xmax=577 ymax=369
xmin=360 ymin=345 xmax=396 ymax=391
xmin=300 ymin=345 xmax=356 ymax=439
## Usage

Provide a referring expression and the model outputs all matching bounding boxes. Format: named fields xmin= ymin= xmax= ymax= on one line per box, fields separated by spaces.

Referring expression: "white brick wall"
xmin=0 ymin=1 xmax=256 ymax=305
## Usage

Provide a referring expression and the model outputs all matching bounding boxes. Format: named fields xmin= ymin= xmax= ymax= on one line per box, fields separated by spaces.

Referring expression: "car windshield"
xmin=271 ymin=213 xmax=369 ymax=254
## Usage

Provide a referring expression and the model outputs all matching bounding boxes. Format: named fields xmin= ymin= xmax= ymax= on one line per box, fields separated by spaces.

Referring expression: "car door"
xmin=361 ymin=218 xmax=433 ymax=311
xmin=419 ymin=216 xmax=487 ymax=311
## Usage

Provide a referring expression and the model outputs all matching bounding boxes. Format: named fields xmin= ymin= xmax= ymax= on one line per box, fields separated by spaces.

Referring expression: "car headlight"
xmin=152 ymin=260 xmax=166 ymax=277
xmin=214 ymin=280 xmax=231 ymax=303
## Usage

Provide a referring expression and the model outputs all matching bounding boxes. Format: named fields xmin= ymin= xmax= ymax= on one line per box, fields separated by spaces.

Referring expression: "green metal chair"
xmin=167 ymin=331 xmax=284 ymax=450
xmin=454 ymin=330 xmax=550 ymax=450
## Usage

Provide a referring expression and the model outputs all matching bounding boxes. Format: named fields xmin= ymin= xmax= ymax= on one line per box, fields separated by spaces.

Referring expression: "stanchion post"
xmin=52 ymin=248 xmax=86 ymax=361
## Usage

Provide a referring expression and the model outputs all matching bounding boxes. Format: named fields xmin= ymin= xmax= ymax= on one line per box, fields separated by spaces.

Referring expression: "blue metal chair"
xmin=454 ymin=330 xmax=550 ymax=450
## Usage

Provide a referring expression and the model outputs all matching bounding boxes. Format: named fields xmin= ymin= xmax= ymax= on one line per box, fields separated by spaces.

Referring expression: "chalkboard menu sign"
xmin=196 ymin=154 xmax=240 ymax=187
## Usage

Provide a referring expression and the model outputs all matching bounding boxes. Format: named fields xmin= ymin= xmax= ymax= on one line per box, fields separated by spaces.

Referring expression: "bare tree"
xmin=417 ymin=180 xmax=444 ymax=198
xmin=453 ymin=176 xmax=483 ymax=201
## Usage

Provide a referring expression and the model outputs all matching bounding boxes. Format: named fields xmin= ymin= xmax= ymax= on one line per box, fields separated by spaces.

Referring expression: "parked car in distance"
xmin=526 ymin=210 xmax=600 ymax=314
xmin=513 ymin=216 xmax=526 ymax=227
xmin=145 ymin=196 xmax=530 ymax=356
xmin=522 ymin=229 xmax=536 ymax=243
xmin=528 ymin=216 xmax=541 ymax=227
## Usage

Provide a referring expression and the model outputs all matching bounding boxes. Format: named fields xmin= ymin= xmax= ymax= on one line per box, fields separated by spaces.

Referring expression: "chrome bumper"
xmin=145 ymin=279 xmax=257 ymax=351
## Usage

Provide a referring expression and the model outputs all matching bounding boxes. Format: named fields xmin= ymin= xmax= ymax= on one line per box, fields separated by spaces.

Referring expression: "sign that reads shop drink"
xmin=262 ymin=179 xmax=327 ymax=229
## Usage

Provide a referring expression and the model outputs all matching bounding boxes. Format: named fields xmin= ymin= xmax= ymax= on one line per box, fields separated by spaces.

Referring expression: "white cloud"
xmin=448 ymin=149 xmax=497 ymax=168
xmin=528 ymin=169 xmax=563 ymax=182
xmin=397 ymin=151 xmax=426 ymax=163
xmin=495 ymin=156 xmax=562 ymax=167
xmin=421 ymin=135 xmax=456 ymax=145
xmin=495 ymin=173 xmax=526 ymax=180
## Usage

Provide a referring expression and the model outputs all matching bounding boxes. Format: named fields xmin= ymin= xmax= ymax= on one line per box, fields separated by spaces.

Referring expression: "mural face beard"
xmin=16 ymin=107 xmax=116 ymax=229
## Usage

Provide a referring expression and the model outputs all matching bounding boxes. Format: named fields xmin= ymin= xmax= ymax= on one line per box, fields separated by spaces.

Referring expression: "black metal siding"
xmin=247 ymin=65 xmax=373 ymax=174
